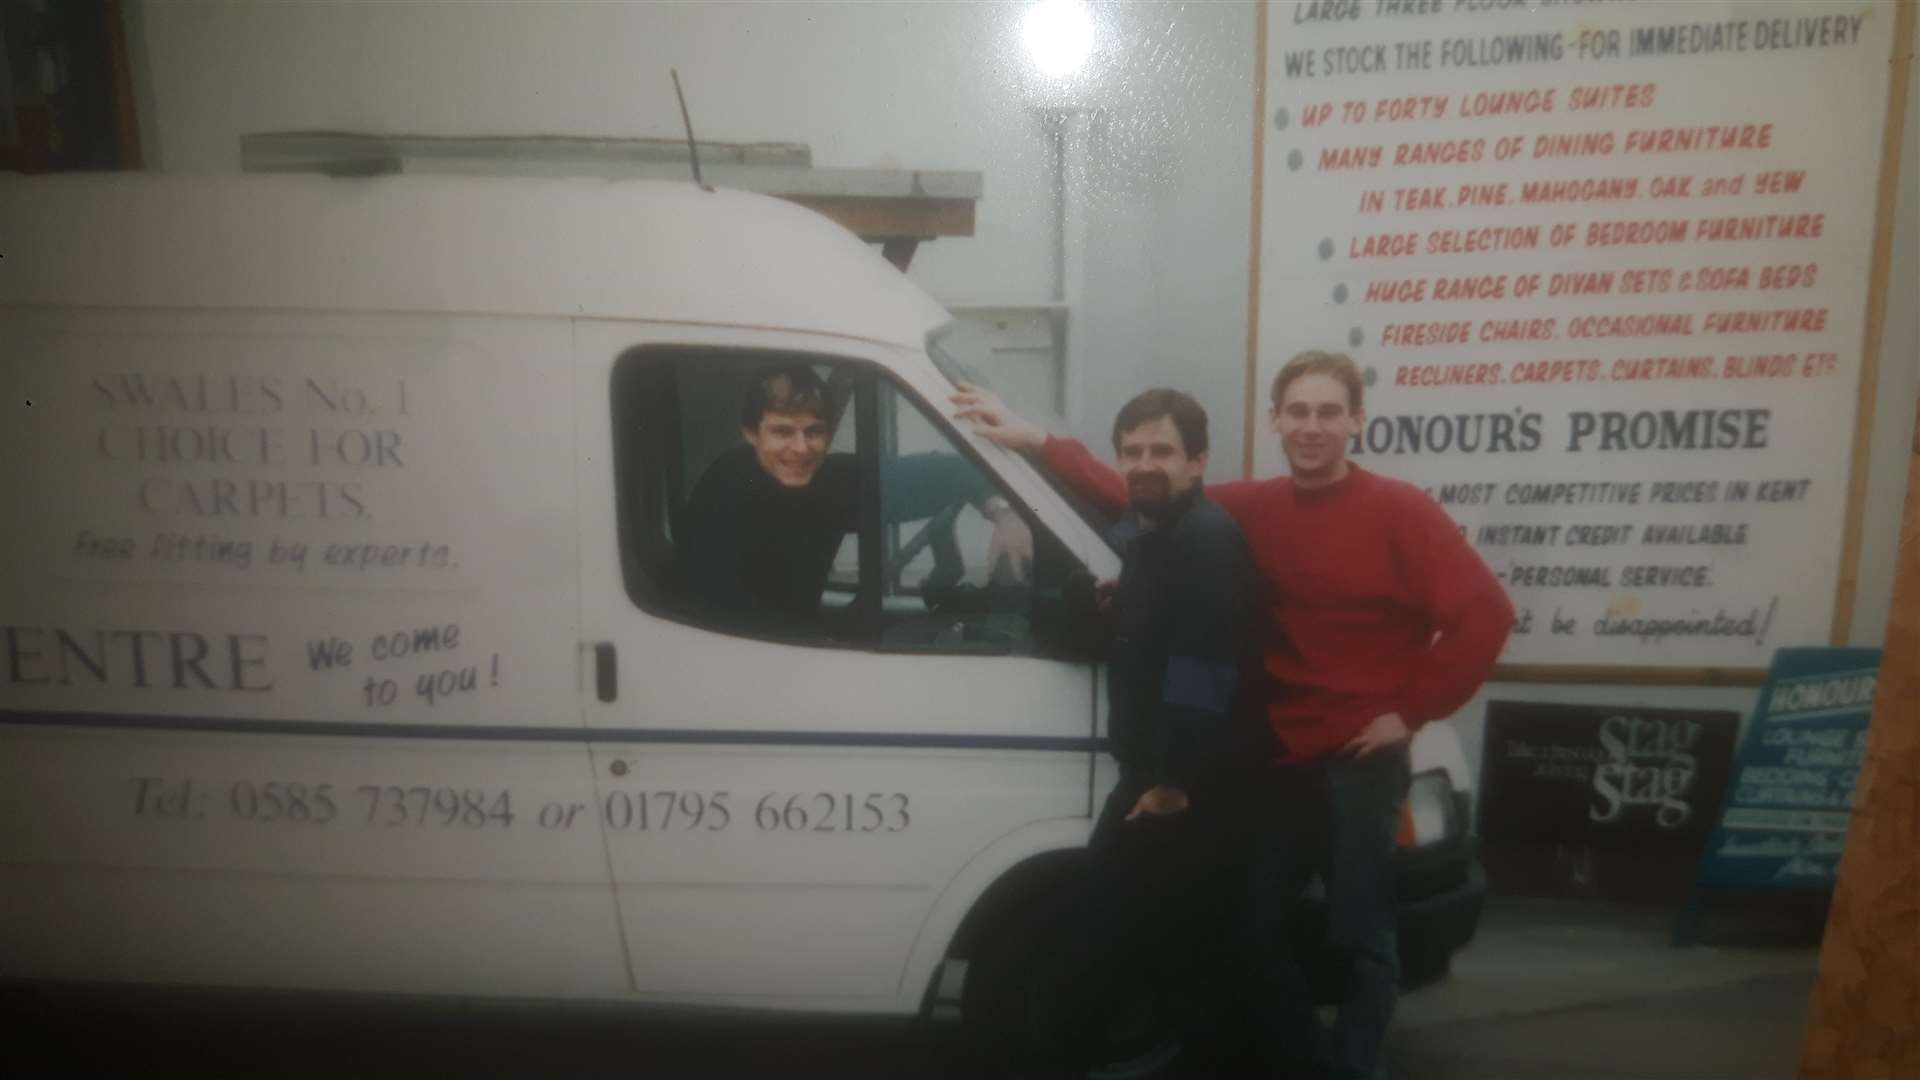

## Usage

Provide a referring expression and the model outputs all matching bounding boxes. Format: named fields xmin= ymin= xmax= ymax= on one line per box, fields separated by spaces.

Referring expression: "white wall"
xmin=136 ymin=0 xmax=1059 ymax=304
xmin=132 ymin=0 xmax=1917 ymax=783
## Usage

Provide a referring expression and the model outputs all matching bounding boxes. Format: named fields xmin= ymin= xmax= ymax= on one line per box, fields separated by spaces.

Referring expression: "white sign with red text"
xmin=1259 ymin=0 xmax=1897 ymax=667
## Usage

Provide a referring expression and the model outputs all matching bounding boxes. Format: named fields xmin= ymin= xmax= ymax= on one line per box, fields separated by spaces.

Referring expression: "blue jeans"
xmin=1246 ymin=743 xmax=1410 ymax=1080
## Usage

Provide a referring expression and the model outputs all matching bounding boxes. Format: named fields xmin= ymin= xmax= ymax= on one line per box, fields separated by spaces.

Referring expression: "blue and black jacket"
xmin=1105 ymin=488 xmax=1268 ymax=794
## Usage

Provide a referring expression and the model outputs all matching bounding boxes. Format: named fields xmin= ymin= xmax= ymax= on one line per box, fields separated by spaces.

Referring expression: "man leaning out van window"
xmin=677 ymin=364 xmax=1031 ymax=638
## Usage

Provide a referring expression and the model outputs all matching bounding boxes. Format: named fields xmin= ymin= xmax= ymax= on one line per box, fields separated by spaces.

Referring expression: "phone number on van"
xmin=601 ymin=790 xmax=910 ymax=834
xmin=127 ymin=778 xmax=911 ymax=834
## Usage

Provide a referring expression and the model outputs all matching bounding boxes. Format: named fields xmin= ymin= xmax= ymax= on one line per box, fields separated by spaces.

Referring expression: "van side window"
xmin=609 ymin=348 xmax=1079 ymax=656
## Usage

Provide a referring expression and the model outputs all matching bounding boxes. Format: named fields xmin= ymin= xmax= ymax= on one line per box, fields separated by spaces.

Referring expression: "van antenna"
xmin=671 ymin=69 xmax=712 ymax=192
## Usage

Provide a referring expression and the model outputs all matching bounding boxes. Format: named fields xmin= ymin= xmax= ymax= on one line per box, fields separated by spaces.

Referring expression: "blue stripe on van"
xmin=0 ymin=709 xmax=1107 ymax=753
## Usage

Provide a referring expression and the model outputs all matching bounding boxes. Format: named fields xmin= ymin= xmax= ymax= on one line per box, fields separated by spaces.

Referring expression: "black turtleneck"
xmin=677 ymin=445 xmax=986 ymax=637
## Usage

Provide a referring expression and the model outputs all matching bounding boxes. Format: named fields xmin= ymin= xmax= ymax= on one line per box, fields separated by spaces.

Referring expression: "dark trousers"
xmin=1056 ymin=776 xmax=1247 ymax=1070
xmin=1245 ymin=744 xmax=1411 ymax=1080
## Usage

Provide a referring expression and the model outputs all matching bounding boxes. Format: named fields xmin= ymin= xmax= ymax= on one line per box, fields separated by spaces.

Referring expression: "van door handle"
xmin=594 ymin=642 xmax=618 ymax=703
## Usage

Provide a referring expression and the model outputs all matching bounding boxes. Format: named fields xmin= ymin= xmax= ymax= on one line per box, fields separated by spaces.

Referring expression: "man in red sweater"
xmin=955 ymin=350 xmax=1512 ymax=1079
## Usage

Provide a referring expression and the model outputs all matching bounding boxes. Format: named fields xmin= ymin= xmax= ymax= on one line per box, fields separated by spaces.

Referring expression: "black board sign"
xmin=1479 ymin=700 xmax=1740 ymax=900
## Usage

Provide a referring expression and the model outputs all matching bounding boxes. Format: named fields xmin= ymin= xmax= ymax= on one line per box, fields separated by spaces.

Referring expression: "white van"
xmin=0 ymin=174 xmax=1481 ymax=1043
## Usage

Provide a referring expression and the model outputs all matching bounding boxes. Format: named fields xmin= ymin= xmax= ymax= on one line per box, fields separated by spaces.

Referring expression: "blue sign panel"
xmin=1696 ymin=647 xmax=1881 ymax=889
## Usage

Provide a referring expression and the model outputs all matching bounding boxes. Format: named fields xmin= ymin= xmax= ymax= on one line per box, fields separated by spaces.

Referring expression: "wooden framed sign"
xmin=1247 ymin=0 xmax=1911 ymax=682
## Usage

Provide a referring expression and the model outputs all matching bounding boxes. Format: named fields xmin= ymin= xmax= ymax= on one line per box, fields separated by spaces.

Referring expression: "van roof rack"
xmin=240 ymin=130 xmax=981 ymax=269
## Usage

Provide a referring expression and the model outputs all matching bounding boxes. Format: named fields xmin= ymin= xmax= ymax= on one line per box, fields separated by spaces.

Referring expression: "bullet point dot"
xmin=1333 ymin=284 xmax=1349 ymax=304
xmin=1317 ymin=238 xmax=1334 ymax=260
xmin=1349 ymin=327 xmax=1365 ymax=347
xmin=1364 ymin=367 xmax=1379 ymax=387
xmin=1274 ymin=107 xmax=1290 ymax=131
xmin=1287 ymin=149 xmax=1304 ymax=172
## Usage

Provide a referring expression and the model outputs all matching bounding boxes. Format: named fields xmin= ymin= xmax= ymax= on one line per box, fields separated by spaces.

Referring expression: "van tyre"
xmin=962 ymin=890 xmax=1077 ymax=1068
xmin=962 ymin=894 xmax=1169 ymax=1076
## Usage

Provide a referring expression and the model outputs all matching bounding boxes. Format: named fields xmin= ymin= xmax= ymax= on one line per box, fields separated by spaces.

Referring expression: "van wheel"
xmin=962 ymin=897 xmax=1170 ymax=1075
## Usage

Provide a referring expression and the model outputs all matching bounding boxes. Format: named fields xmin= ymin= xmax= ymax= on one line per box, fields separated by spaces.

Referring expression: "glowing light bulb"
xmin=1022 ymin=0 xmax=1095 ymax=79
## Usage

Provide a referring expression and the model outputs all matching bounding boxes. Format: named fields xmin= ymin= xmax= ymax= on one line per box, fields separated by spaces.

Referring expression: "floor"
xmin=1391 ymin=896 xmax=1819 ymax=1080
xmin=5 ymin=896 xmax=1821 ymax=1078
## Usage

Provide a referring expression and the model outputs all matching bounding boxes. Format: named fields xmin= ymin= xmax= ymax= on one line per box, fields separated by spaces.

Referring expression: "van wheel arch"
xmin=922 ymin=846 xmax=1087 ymax=1020
xmin=941 ymin=847 xmax=1087 ymax=969
xmin=934 ymin=847 xmax=1103 ymax=1063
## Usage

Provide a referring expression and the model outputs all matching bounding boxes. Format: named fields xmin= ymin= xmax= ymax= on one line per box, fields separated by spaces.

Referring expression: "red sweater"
xmin=1044 ymin=437 xmax=1515 ymax=763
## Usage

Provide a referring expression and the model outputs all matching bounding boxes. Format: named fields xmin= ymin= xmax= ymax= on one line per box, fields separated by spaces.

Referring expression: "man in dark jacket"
xmin=1057 ymin=389 xmax=1265 ymax=1074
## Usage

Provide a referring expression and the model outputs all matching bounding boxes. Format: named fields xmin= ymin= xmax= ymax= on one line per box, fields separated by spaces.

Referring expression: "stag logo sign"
xmin=1479 ymin=700 xmax=1740 ymax=900
xmin=1589 ymin=712 xmax=1705 ymax=830
xmin=1482 ymin=701 xmax=1739 ymax=853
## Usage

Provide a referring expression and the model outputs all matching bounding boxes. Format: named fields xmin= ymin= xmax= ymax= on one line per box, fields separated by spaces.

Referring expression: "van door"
xmin=0 ymin=308 xmax=623 ymax=999
xmin=573 ymin=319 xmax=1101 ymax=1009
